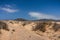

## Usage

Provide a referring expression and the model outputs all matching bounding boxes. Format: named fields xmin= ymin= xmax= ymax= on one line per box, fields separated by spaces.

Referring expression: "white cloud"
xmin=0 ymin=4 xmax=19 ymax=13
xmin=29 ymin=12 xmax=60 ymax=19
xmin=1 ymin=8 xmax=18 ymax=13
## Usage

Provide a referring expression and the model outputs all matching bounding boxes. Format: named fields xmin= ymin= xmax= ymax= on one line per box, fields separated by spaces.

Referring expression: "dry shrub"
xmin=33 ymin=21 xmax=52 ymax=32
xmin=53 ymin=23 xmax=60 ymax=32
xmin=0 ymin=21 xmax=9 ymax=31
xmin=22 ymin=23 xmax=26 ymax=26
xmin=10 ymin=21 xmax=14 ymax=24
xmin=58 ymin=36 xmax=60 ymax=38
xmin=33 ymin=22 xmax=49 ymax=32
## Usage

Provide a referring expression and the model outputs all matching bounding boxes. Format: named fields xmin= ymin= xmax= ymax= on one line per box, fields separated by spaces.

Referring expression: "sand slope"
xmin=0 ymin=20 xmax=60 ymax=40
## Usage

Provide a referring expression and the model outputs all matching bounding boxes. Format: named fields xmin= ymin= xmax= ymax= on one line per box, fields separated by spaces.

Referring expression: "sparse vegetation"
xmin=53 ymin=23 xmax=60 ymax=32
xmin=10 ymin=21 xmax=14 ymax=24
xmin=22 ymin=23 xmax=26 ymax=26
xmin=58 ymin=36 xmax=60 ymax=38
xmin=0 ymin=21 xmax=9 ymax=31
xmin=33 ymin=22 xmax=49 ymax=32
xmin=32 ymin=21 xmax=52 ymax=32
xmin=12 ymin=29 xmax=15 ymax=32
xmin=0 ymin=31 xmax=2 ymax=34
xmin=0 ymin=20 xmax=60 ymax=40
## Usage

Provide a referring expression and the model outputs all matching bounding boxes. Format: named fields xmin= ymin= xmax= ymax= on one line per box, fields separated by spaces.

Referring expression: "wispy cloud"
xmin=1 ymin=8 xmax=18 ymax=13
xmin=29 ymin=12 xmax=60 ymax=20
xmin=0 ymin=4 xmax=19 ymax=13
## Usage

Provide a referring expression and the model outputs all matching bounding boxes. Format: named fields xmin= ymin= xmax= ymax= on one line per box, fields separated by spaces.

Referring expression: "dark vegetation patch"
xmin=33 ymin=21 xmax=60 ymax=32
xmin=53 ymin=23 xmax=60 ymax=32
xmin=12 ymin=29 xmax=15 ymax=32
xmin=32 ymin=21 xmax=53 ymax=32
xmin=22 ymin=23 xmax=26 ymax=26
xmin=58 ymin=36 xmax=60 ymax=38
xmin=0 ymin=31 xmax=2 ymax=34
xmin=33 ymin=22 xmax=51 ymax=32
xmin=10 ymin=21 xmax=14 ymax=24
xmin=0 ymin=21 xmax=9 ymax=31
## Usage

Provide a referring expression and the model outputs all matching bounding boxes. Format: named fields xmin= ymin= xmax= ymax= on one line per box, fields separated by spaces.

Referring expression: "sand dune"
xmin=0 ymin=20 xmax=60 ymax=40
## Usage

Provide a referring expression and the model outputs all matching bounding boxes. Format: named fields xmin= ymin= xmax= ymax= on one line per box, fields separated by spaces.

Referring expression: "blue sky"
xmin=0 ymin=0 xmax=60 ymax=20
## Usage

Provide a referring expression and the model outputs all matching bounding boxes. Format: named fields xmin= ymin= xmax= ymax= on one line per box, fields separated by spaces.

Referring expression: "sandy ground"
xmin=0 ymin=23 xmax=50 ymax=40
xmin=0 ymin=21 xmax=60 ymax=40
xmin=1 ymin=27 xmax=49 ymax=40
